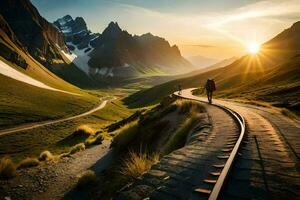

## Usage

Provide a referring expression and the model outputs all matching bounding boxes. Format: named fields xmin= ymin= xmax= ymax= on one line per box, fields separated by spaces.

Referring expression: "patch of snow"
xmin=98 ymin=67 xmax=108 ymax=75
xmin=72 ymin=30 xmax=87 ymax=35
xmin=123 ymin=63 xmax=130 ymax=68
xmin=0 ymin=60 xmax=78 ymax=95
xmin=90 ymin=35 xmax=99 ymax=43
xmin=61 ymin=27 xmax=72 ymax=34
xmin=108 ymin=68 xmax=114 ymax=77
xmin=65 ymin=42 xmax=94 ymax=74
xmin=61 ymin=50 xmax=77 ymax=62
xmin=57 ymin=17 xmax=72 ymax=26
xmin=58 ymin=18 xmax=67 ymax=26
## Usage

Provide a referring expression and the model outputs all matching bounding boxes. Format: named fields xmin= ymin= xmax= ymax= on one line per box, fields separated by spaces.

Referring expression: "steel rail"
xmin=174 ymin=89 xmax=246 ymax=200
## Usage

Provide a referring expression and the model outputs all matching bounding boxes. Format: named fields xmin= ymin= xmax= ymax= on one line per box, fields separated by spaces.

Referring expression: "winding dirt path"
xmin=0 ymin=98 xmax=110 ymax=137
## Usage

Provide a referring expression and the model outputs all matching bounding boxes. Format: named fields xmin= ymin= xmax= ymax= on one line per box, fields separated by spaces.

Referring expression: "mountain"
xmin=54 ymin=17 xmax=194 ymax=80
xmin=176 ymin=56 xmax=238 ymax=79
xmin=202 ymin=57 xmax=237 ymax=71
xmin=89 ymin=24 xmax=194 ymax=77
xmin=0 ymin=0 xmax=68 ymax=66
xmin=125 ymin=21 xmax=300 ymax=110
xmin=0 ymin=0 xmax=95 ymax=88
xmin=54 ymin=15 xmax=99 ymax=50
xmin=187 ymin=55 xmax=220 ymax=68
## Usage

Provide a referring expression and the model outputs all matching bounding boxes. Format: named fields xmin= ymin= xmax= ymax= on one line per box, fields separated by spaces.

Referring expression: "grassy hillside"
xmin=124 ymin=22 xmax=300 ymax=110
xmin=125 ymin=54 xmax=300 ymax=108
xmin=0 ymin=99 xmax=134 ymax=161
xmin=0 ymin=73 xmax=100 ymax=129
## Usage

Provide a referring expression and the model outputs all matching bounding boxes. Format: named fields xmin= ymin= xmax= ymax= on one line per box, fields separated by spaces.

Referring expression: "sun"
xmin=247 ymin=43 xmax=260 ymax=54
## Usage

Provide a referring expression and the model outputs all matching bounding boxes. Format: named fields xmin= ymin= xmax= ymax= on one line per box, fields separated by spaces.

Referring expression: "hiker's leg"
xmin=206 ymin=90 xmax=209 ymax=102
xmin=210 ymin=91 xmax=213 ymax=103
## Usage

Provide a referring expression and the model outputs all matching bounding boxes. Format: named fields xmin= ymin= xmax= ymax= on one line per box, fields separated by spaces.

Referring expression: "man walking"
xmin=205 ymin=79 xmax=216 ymax=103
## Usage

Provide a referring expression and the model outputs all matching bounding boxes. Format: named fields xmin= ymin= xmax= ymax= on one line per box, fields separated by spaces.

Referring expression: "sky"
xmin=31 ymin=0 xmax=300 ymax=59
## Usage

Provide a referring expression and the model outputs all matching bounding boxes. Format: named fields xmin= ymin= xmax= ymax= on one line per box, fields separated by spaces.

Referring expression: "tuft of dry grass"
xmin=77 ymin=170 xmax=97 ymax=188
xmin=174 ymin=99 xmax=205 ymax=114
xmin=111 ymin=120 xmax=139 ymax=153
xmin=39 ymin=150 xmax=54 ymax=161
xmin=120 ymin=151 xmax=159 ymax=181
xmin=0 ymin=157 xmax=16 ymax=179
xmin=17 ymin=157 xmax=40 ymax=169
xmin=85 ymin=134 xmax=104 ymax=146
xmin=70 ymin=143 xmax=85 ymax=154
xmin=77 ymin=125 xmax=96 ymax=136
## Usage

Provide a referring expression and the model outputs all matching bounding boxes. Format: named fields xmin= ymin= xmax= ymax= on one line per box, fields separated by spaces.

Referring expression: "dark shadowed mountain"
xmin=54 ymin=15 xmax=99 ymax=50
xmin=126 ymin=21 xmax=300 ymax=109
xmin=0 ymin=0 xmax=96 ymax=88
xmin=0 ymin=0 xmax=68 ymax=66
xmin=54 ymin=17 xmax=195 ymax=79
xmin=89 ymin=23 xmax=194 ymax=77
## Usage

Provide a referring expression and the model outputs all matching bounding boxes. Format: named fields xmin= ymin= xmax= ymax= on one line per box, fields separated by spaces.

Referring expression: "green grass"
xmin=161 ymin=112 xmax=203 ymax=156
xmin=111 ymin=98 xmax=205 ymax=155
xmin=110 ymin=120 xmax=139 ymax=153
xmin=87 ymin=98 xmax=207 ymax=199
xmin=0 ymin=99 xmax=134 ymax=162
xmin=0 ymin=73 xmax=100 ymax=129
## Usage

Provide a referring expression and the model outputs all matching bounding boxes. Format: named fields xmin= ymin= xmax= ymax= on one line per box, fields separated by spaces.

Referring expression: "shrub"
xmin=111 ymin=121 xmax=139 ymax=153
xmin=85 ymin=134 xmax=104 ymax=146
xmin=120 ymin=151 xmax=159 ymax=181
xmin=17 ymin=158 xmax=40 ymax=169
xmin=70 ymin=143 xmax=85 ymax=154
xmin=39 ymin=151 xmax=54 ymax=161
xmin=0 ymin=157 xmax=16 ymax=179
xmin=76 ymin=125 xmax=96 ymax=136
xmin=77 ymin=170 xmax=97 ymax=188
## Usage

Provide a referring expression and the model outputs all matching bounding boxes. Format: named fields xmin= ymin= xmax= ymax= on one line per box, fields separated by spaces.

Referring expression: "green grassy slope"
xmin=125 ymin=54 xmax=300 ymax=108
xmin=0 ymin=73 xmax=99 ymax=129
xmin=0 ymin=100 xmax=134 ymax=161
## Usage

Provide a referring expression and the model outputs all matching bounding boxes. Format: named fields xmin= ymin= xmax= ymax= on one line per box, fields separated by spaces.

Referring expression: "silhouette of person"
xmin=205 ymin=79 xmax=216 ymax=103
xmin=178 ymin=84 xmax=182 ymax=95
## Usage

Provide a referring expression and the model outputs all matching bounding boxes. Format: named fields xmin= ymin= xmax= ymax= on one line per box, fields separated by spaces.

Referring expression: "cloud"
xmin=102 ymin=0 xmax=300 ymax=57
xmin=211 ymin=0 xmax=300 ymax=28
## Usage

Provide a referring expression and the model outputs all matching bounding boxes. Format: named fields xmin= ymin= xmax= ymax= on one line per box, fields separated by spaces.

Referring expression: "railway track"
xmin=116 ymin=88 xmax=299 ymax=199
xmin=116 ymin=90 xmax=247 ymax=200
xmin=176 ymin=91 xmax=246 ymax=200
